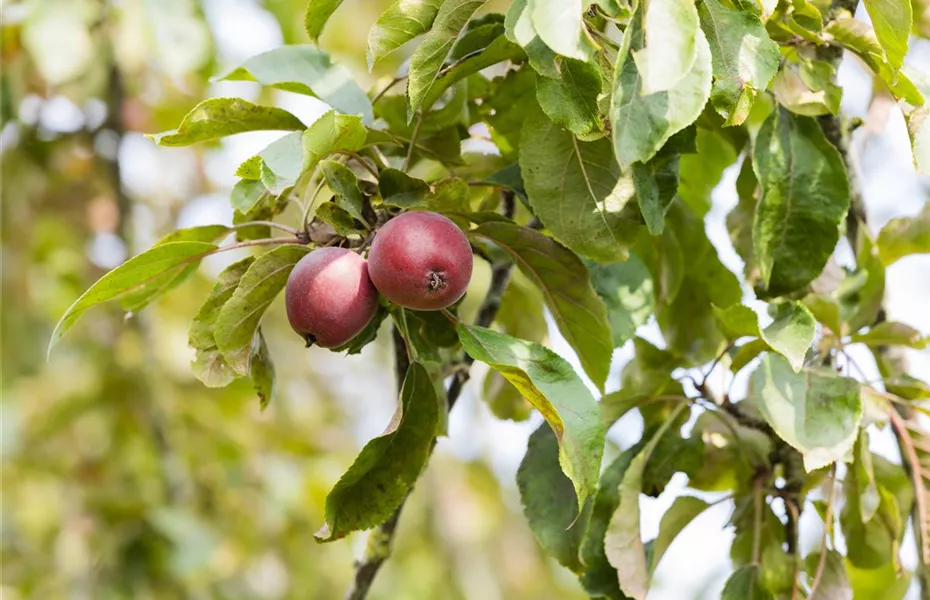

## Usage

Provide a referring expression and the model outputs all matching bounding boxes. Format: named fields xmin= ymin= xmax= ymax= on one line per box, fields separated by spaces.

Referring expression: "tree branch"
xmin=344 ymin=193 xmax=516 ymax=600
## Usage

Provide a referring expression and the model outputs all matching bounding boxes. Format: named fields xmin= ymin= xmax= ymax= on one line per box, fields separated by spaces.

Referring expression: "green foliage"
xmin=35 ymin=0 xmax=930 ymax=597
xmin=148 ymin=98 xmax=305 ymax=146
xmin=316 ymin=362 xmax=439 ymax=541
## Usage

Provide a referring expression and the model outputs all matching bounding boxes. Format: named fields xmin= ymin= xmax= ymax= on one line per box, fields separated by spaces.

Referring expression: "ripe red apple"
xmin=367 ymin=211 xmax=473 ymax=311
xmin=285 ymin=247 xmax=379 ymax=348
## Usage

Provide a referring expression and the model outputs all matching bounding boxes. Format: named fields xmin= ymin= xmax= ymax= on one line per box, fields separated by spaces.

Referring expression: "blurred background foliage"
xmin=0 ymin=0 xmax=586 ymax=598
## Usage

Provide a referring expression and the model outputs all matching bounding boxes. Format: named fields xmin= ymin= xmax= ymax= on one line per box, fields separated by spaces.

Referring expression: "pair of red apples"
xmin=285 ymin=211 xmax=474 ymax=348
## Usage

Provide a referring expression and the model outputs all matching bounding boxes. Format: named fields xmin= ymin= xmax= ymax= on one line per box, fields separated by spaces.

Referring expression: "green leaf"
xmin=714 ymin=303 xmax=760 ymax=339
xmin=156 ymin=225 xmax=231 ymax=245
xmin=634 ymin=0 xmax=700 ymax=95
xmin=237 ymin=131 xmax=306 ymax=195
xmin=721 ymin=565 xmax=774 ymax=600
xmin=649 ymin=496 xmax=710 ymax=575
xmin=214 ymin=245 xmax=310 ymax=375
xmin=483 ymin=163 xmax=526 ymax=199
xmin=826 ymin=18 xmax=923 ymax=105
xmin=49 ymin=241 xmax=217 ymax=355
xmin=218 ymin=46 xmax=373 ymax=125
xmin=698 ymin=0 xmax=779 ymax=126
xmin=579 ymin=450 xmax=636 ymax=600
xmin=230 ymin=179 xmax=267 ymax=213
xmin=469 ymin=222 xmax=613 ymax=390
xmin=451 ymin=13 xmax=506 ymax=58
xmin=320 ymin=159 xmax=369 ymax=226
xmin=536 ymin=58 xmax=603 ymax=136
xmin=760 ymin=301 xmax=816 ymax=372
xmin=520 ymin=103 xmax=637 ymax=262
xmin=457 ymin=324 xmax=604 ymax=509
xmin=379 ymin=168 xmax=431 ymax=207
xmin=602 ymin=337 xmax=684 ymax=428
xmin=906 ymin=105 xmax=930 ymax=175
xmin=610 ymin=5 xmax=712 ymax=168
xmin=631 ymin=158 xmax=674 ymax=235
xmin=250 ymin=329 xmax=275 ymax=410
xmin=772 ymin=59 xmax=842 ymax=117
xmin=407 ymin=0 xmax=488 ymax=115
xmin=749 ymin=354 xmax=861 ymax=471
xmin=315 ymin=362 xmax=439 ymax=541
xmin=863 ymin=0 xmax=911 ymax=71
xmin=304 ymin=0 xmax=344 ymax=40
xmin=605 ymin=402 xmax=689 ymax=600
xmin=517 ymin=424 xmax=589 ymax=572
xmin=846 ymin=560 xmax=911 ymax=600
xmin=504 ymin=0 xmax=560 ymax=78
xmin=840 ymin=229 xmax=886 ymax=332
xmin=148 ymin=98 xmax=304 ymax=146
xmin=586 ymin=255 xmax=655 ymax=348
xmin=189 ymin=256 xmax=256 ymax=388
xmin=877 ymin=202 xmax=930 ymax=265
xmin=483 ymin=272 xmax=546 ymax=421
xmin=302 ymin=111 xmax=367 ymax=173
xmin=484 ymin=68 xmax=537 ymax=155
xmin=316 ymin=202 xmax=363 ymax=236
xmin=853 ymin=431 xmax=880 ymax=524
xmin=841 ymin=453 xmax=914 ymax=568
xmin=851 ymin=321 xmax=927 ymax=349
xmin=421 ymin=35 xmax=525 ymax=109
xmin=367 ymin=0 xmax=443 ymax=69
xmin=678 ymin=126 xmax=739 ymax=215
xmin=527 ymin=0 xmax=591 ymax=60
xmin=803 ymin=553 xmax=851 ymax=599
xmin=639 ymin=201 xmax=742 ymax=364
xmin=752 ymin=108 xmax=850 ymax=296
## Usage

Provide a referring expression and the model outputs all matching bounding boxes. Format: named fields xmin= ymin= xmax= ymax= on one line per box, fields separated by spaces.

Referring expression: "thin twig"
xmin=404 ymin=111 xmax=424 ymax=172
xmin=807 ymin=467 xmax=838 ymax=599
xmin=889 ymin=408 xmax=930 ymax=565
xmin=232 ymin=221 xmax=302 ymax=237
xmin=334 ymin=150 xmax=381 ymax=180
xmin=372 ymin=76 xmax=405 ymax=105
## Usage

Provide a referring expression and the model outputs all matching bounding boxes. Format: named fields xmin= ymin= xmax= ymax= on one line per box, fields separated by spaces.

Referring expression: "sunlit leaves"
xmin=825 ymin=18 xmax=923 ymax=105
xmin=214 ymin=245 xmax=310 ymax=375
xmin=302 ymin=111 xmax=367 ymax=173
xmin=367 ymin=0 xmax=443 ymax=69
xmin=714 ymin=301 xmax=815 ymax=371
xmin=457 ymin=324 xmax=604 ymax=509
xmin=752 ymin=108 xmax=850 ymax=296
xmin=316 ymin=362 xmax=439 ymax=541
xmin=750 ymin=354 xmax=862 ymax=471
xmin=877 ymin=203 xmax=930 ymax=265
xmin=634 ymin=0 xmax=700 ymax=95
xmin=407 ymin=0 xmax=488 ymax=115
xmin=218 ymin=46 xmax=373 ymax=124
xmin=698 ymin=0 xmax=779 ymax=125
xmin=772 ymin=58 xmax=842 ymax=117
xmin=148 ymin=98 xmax=304 ymax=146
xmin=304 ymin=0 xmax=344 ymax=40
xmin=610 ymin=4 xmax=712 ymax=167
xmin=906 ymin=105 xmax=930 ymax=175
xmin=526 ymin=0 xmax=590 ymax=60
xmin=863 ymin=0 xmax=911 ymax=71
xmin=521 ymin=104 xmax=637 ymax=262
xmin=470 ymin=222 xmax=613 ymax=390
xmin=851 ymin=322 xmax=927 ymax=349
xmin=49 ymin=241 xmax=218 ymax=355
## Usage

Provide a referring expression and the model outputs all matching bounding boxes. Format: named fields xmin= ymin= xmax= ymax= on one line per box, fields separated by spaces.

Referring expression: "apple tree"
xmin=49 ymin=0 xmax=930 ymax=598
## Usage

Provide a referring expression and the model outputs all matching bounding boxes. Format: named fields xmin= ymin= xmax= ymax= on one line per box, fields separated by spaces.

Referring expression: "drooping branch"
xmin=344 ymin=192 xmax=516 ymax=600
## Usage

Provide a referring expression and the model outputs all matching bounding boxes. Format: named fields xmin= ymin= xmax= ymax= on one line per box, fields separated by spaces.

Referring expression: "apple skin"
xmin=367 ymin=211 xmax=473 ymax=311
xmin=284 ymin=247 xmax=379 ymax=348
